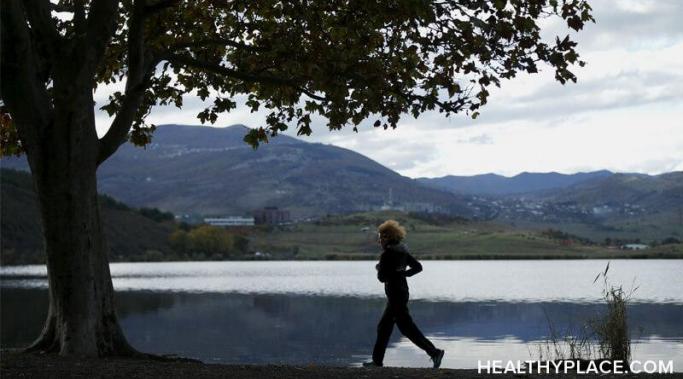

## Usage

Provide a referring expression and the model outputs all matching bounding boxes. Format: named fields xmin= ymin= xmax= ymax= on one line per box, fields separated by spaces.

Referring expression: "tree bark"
xmin=24 ymin=96 xmax=135 ymax=357
xmin=2 ymin=0 xmax=139 ymax=358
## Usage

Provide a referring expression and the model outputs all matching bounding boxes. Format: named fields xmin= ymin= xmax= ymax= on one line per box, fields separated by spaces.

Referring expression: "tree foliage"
xmin=1 ymin=0 xmax=593 ymax=157
xmin=0 ymin=0 xmax=597 ymax=357
xmin=138 ymin=207 xmax=175 ymax=222
xmin=0 ymin=106 xmax=21 ymax=156
xmin=169 ymin=225 xmax=249 ymax=258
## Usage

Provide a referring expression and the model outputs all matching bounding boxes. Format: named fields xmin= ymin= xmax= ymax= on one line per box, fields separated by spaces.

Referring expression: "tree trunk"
xmin=24 ymin=98 xmax=135 ymax=357
xmin=1 ymin=0 xmax=140 ymax=358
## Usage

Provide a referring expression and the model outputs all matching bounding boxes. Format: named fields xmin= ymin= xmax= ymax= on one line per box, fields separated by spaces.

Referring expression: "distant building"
xmin=253 ymin=207 xmax=291 ymax=225
xmin=622 ymin=243 xmax=649 ymax=250
xmin=204 ymin=216 xmax=255 ymax=227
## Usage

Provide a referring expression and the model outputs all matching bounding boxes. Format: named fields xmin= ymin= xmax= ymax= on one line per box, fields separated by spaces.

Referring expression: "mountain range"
xmin=482 ymin=171 xmax=683 ymax=241
xmin=2 ymin=124 xmax=681 ymax=238
xmin=1 ymin=124 xmax=475 ymax=219
xmin=417 ymin=170 xmax=614 ymax=195
xmin=537 ymin=171 xmax=683 ymax=208
xmin=418 ymin=168 xmax=683 ymax=231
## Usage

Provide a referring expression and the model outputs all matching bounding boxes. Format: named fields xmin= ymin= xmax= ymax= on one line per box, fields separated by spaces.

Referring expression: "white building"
xmin=204 ymin=216 xmax=255 ymax=227
xmin=622 ymin=243 xmax=649 ymax=250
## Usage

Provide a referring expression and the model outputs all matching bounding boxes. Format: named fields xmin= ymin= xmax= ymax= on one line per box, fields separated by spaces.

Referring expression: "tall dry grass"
xmin=591 ymin=261 xmax=634 ymax=363
xmin=536 ymin=262 xmax=635 ymax=366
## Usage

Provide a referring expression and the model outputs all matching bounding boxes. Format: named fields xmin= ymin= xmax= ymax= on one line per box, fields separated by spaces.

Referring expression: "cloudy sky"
xmin=95 ymin=0 xmax=683 ymax=178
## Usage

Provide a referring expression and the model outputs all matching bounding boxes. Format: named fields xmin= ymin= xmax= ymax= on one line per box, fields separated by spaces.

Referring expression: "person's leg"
xmin=392 ymin=301 xmax=439 ymax=357
xmin=371 ymin=302 xmax=395 ymax=365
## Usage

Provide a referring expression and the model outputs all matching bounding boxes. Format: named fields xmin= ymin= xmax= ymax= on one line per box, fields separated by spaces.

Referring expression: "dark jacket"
xmin=376 ymin=243 xmax=422 ymax=300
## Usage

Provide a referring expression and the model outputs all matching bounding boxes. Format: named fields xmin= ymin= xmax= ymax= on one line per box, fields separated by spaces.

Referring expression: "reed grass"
xmin=536 ymin=262 xmax=635 ymax=368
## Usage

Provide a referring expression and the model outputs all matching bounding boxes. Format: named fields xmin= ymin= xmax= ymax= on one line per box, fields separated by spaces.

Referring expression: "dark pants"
xmin=371 ymin=296 xmax=438 ymax=364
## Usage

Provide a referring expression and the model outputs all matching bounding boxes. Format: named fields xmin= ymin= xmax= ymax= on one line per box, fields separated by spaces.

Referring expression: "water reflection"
xmin=2 ymin=288 xmax=682 ymax=368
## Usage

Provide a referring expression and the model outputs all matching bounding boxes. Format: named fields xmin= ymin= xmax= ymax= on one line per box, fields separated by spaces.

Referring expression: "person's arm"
xmin=403 ymin=253 xmax=423 ymax=277
xmin=376 ymin=255 xmax=389 ymax=283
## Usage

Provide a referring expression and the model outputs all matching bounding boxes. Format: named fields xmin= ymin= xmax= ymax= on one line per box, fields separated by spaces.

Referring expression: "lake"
xmin=2 ymin=260 xmax=682 ymax=369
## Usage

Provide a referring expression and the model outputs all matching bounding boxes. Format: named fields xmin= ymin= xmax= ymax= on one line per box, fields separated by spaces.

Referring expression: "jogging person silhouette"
xmin=363 ymin=220 xmax=445 ymax=368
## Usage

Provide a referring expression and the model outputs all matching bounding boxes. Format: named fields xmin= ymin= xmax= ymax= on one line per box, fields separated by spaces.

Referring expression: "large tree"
xmin=0 ymin=0 xmax=592 ymax=357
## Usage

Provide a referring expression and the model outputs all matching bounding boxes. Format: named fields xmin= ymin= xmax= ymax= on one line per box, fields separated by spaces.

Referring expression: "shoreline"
xmin=2 ymin=253 xmax=683 ymax=266
xmin=2 ymin=350 xmax=681 ymax=378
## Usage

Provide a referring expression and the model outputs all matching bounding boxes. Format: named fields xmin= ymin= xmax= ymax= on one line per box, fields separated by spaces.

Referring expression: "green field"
xmin=247 ymin=211 xmax=683 ymax=260
xmin=509 ymin=211 xmax=682 ymax=245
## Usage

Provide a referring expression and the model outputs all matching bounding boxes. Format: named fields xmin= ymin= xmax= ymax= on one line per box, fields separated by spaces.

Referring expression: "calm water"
xmin=2 ymin=260 xmax=682 ymax=369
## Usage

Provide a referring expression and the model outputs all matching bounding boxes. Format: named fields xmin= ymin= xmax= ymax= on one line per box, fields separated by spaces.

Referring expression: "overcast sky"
xmin=94 ymin=0 xmax=683 ymax=178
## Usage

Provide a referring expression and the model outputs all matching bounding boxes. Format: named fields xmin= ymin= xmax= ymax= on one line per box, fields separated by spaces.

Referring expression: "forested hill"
xmin=2 ymin=124 xmax=477 ymax=219
xmin=0 ymin=169 xmax=175 ymax=264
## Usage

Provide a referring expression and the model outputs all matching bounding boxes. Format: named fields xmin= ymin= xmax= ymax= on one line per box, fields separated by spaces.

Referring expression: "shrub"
xmin=138 ymin=207 xmax=175 ymax=222
xmin=661 ymin=237 xmax=681 ymax=245
xmin=168 ymin=225 xmax=249 ymax=258
xmin=99 ymin=194 xmax=130 ymax=210
xmin=184 ymin=225 xmax=232 ymax=256
xmin=169 ymin=229 xmax=190 ymax=252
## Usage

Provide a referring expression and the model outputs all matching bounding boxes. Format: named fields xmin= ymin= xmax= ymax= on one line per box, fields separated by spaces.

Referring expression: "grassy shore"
xmin=3 ymin=211 xmax=680 ymax=266
xmin=246 ymin=211 xmax=683 ymax=260
xmin=2 ymin=350 xmax=680 ymax=378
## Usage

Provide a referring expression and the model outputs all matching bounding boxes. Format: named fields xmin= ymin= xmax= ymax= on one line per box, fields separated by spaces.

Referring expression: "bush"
xmin=138 ymin=207 xmax=175 ymax=222
xmin=233 ymin=235 xmax=250 ymax=254
xmin=169 ymin=229 xmax=191 ymax=252
xmin=661 ymin=237 xmax=681 ymax=245
xmin=99 ymin=194 xmax=130 ymax=210
xmin=169 ymin=225 xmax=249 ymax=258
xmin=188 ymin=225 xmax=234 ymax=255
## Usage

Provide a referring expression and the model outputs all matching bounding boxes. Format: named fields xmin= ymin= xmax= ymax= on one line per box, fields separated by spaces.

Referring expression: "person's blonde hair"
xmin=378 ymin=219 xmax=406 ymax=244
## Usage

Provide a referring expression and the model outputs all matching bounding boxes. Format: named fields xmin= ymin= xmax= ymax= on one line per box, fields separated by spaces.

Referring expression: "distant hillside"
xmin=3 ymin=124 xmax=679 ymax=244
xmin=2 ymin=124 xmax=478 ymax=219
xmin=0 ymin=169 xmax=175 ymax=264
xmin=485 ymin=172 xmax=683 ymax=242
xmin=3 ymin=169 xmax=680 ymax=263
xmin=418 ymin=171 xmax=613 ymax=195
xmin=540 ymin=172 xmax=683 ymax=210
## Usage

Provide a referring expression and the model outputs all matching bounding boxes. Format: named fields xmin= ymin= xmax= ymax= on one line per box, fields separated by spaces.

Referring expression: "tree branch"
xmin=169 ymin=38 xmax=264 ymax=53
xmin=127 ymin=0 xmax=146 ymax=86
xmin=164 ymin=53 xmax=328 ymax=101
xmin=0 ymin=0 xmax=53 ymax=160
xmin=23 ymin=0 xmax=60 ymax=54
xmin=144 ymin=0 xmax=181 ymax=15
xmin=96 ymin=75 xmax=152 ymax=165
xmin=49 ymin=3 xmax=75 ymax=12
xmin=74 ymin=0 xmax=86 ymax=35
xmin=96 ymin=0 xmax=153 ymax=165
xmin=81 ymin=0 xmax=118 ymax=79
